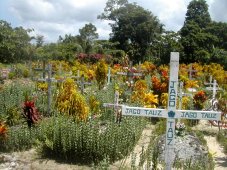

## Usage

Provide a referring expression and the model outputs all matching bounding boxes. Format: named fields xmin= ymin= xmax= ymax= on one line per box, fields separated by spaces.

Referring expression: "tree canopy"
xmin=98 ymin=0 xmax=163 ymax=63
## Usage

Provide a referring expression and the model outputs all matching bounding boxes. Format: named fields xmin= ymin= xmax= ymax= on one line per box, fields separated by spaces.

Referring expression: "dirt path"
xmin=193 ymin=120 xmax=227 ymax=170
xmin=110 ymin=124 xmax=154 ymax=169
xmin=204 ymin=136 xmax=227 ymax=170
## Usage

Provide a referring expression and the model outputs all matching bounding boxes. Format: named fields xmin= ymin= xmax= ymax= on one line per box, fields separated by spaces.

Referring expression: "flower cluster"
xmin=23 ymin=100 xmax=41 ymax=128
xmin=77 ymin=53 xmax=103 ymax=63
xmin=193 ymin=90 xmax=207 ymax=109
xmin=0 ymin=122 xmax=7 ymax=139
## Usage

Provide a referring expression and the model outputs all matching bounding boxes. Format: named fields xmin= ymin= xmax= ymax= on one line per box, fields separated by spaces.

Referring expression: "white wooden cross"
xmin=205 ymin=79 xmax=222 ymax=99
xmin=103 ymin=91 xmax=124 ymax=123
xmin=107 ymin=66 xmax=111 ymax=85
xmin=106 ymin=53 xmax=222 ymax=170
xmin=187 ymin=64 xmax=197 ymax=80
xmin=117 ymin=61 xmax=143 ymax=93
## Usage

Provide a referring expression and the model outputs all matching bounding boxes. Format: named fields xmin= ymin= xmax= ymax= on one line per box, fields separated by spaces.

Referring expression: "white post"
xmin=212 ymin=80 xmax=217 ymax=99
xmin=165 ymin=52 xmax=179 ymax=170
xmin=107 ymin=66 xmax=111 ymax=85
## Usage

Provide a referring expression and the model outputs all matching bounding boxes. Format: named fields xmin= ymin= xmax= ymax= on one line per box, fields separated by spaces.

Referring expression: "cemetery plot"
xmin=104 ymin=52 xmax=222 ymax=170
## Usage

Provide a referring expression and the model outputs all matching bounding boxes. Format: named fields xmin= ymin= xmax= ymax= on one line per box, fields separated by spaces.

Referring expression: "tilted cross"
xmin=104 ymin=52 xmax=221 ymax=170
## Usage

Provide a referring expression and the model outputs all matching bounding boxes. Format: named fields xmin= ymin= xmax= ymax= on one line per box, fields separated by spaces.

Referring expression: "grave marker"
xmin=117 ymin=61 xmax=143 ymax=93
xmin=107 ymin=66 xmax=111 ymax=85
xmin=187 ymin=64 xmax=197 ymax=80
xmin=104 ymin=52 xmax=221 ymax=170
xmin=76 ymin=75 xmax=92 ymax=94
xmin=205 ymin=79 xmax=222 ymax=99
xmin=34 ymin=60 xmax=47 ymax=79
xmin=36 ymin=64 xmax=64 ymax=115
xmin=103 ymin=91 xmax=124 ymax=123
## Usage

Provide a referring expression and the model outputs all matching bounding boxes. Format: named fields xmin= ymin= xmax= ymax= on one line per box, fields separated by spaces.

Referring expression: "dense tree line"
xmin=0 ymin=0 xmax=226 ymax=68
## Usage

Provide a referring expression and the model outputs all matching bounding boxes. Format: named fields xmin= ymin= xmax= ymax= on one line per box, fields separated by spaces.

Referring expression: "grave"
xmin=104 ymin=52 xmax=221 ymax=170
xmin=35 ymin=64 xmax=64 ymax=115
xmin=76 ymin=74 xmax=92 ymax=94
xmin=117 ymin=61 xmax=143 ymax=89
xmin=187 ymin=64 xmax=197 ymax=80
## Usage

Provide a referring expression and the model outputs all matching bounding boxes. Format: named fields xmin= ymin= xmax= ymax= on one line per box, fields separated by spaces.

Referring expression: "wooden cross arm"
xmin=121 ymin=106 xmax=222 ymax=121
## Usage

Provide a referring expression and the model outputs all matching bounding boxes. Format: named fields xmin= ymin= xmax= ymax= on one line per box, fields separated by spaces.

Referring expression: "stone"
xmin=157 ymin=134 xmax=209 ymax=164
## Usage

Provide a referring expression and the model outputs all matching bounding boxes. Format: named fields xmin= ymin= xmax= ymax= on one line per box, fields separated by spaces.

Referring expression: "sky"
xmin=0 ymin=0 xmax=227 ymax=43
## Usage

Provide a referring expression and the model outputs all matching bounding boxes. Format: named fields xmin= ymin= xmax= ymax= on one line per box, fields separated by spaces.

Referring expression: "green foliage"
xmin=99 ymin=0 xmax=163 ymax=62
xmin=185 ymin=0 xmax=211 ymax=28
xmin=173 ymin=156 xmax=214 ymax=170
xmin=0 ymin=125 xmax=36 ymax=152
xmin=216 ymin=131 xmax=227 ymax=154
xmin=37 ymin=115 xmax=145 ymax=165
xmin=55 ymin=78 xmax=89 ymax=121
xmin=153 ymin=119 xmax=166 ymax=135
xmin=95 ymin=60 xmax=108 ymax=89
xmin=0 ymin=20 xmax=32 ymax=63
xmin=0 ymin=82 xmax=31 ymax=125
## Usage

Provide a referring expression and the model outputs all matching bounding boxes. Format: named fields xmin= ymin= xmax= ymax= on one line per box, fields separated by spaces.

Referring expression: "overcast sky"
xmin=0 ymin=0 xmax=226 ymax=43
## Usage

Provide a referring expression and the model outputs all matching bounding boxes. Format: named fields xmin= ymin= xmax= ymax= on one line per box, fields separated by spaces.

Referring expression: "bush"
xmin=37 ymin=115 xmax=146 ymax=165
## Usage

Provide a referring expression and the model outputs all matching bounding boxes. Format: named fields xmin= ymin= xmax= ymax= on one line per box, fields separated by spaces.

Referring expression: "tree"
xmin=185 ymin=0 xmax=211 ymax=28
xmin=0 ymin=20 xmax=32 ymax=63
xmin=78 ymin=23 xmax=99 ymax=54
xmin=98 ymin=0 xmax=163 ymax=63
xmin=180 ymin=0 xmax=216 ymax=63
xmin=36 ymin=35 xmax=44 ymax=48
xmin=207 ymin=21 xmax=227 ymax=50
xmin=151 ymin=31 xmax=183 ymax=64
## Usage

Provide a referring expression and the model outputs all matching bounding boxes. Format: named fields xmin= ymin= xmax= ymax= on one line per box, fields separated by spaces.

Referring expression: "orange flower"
xmin=0 ymin=122 xmax=7 ymax=138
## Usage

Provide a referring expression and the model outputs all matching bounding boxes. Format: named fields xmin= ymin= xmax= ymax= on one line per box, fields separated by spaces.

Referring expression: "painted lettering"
xmin=167 ymin=128 xmax=173 ymax=138
xmin=169 ymin=101 xmax=175 ymax=107
xmin=181 ymin=112 xmax=197 ymax=118
xmin=168 ymin=81 xmax=177 ymax=107
xmin=167 ymin=138 xmax=173 ymax=145
xmin=126 ymin=108 xmax=140 ymax=114
xmin=144 ymin=110 xmax=162 ymax=116
xmin=170 ymin=81 xmax=176 ymax=88
xmin=201 ymin=113 xmax=216 ymax=119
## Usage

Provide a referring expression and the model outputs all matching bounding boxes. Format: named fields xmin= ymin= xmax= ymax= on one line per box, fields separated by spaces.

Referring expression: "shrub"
xmin=56 ymin=78 xmax=89 ymax=121
xmin=37 ymin=115 xmax=146 ymax=165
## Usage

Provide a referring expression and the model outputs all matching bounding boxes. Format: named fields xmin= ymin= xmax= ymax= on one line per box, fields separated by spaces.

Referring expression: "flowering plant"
xmin=175 ymin=122 xmax=186 ymax=136
xmin=22 ymin=99 xmax=41 ymax=128
xmin=0 ymin=122 xmax=7 ymax=139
